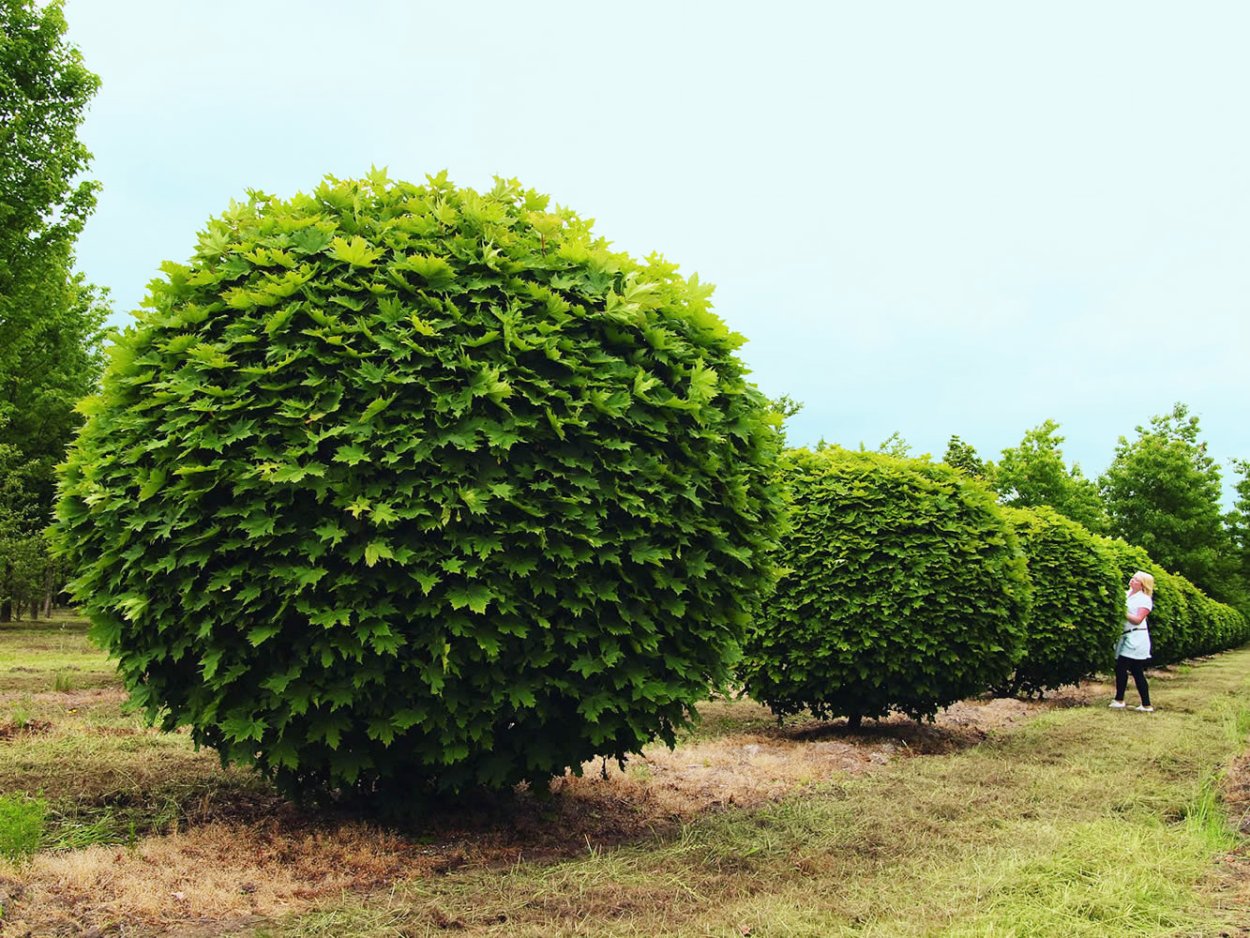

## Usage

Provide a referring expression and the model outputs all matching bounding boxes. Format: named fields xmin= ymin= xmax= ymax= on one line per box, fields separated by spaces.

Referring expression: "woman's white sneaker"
xmin=1135 ymin=705 xmax=1154 ymax=712
xmin=1108 ymin=701 xmax=1126 ymax=709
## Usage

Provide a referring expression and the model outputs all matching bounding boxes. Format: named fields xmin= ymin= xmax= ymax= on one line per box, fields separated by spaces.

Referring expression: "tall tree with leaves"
xmin=994 ymin=420 xmax=1107 ymax=532
xmin=0 ymin=0 xmax=108 ymax=507
xmin=0 ymin=0 xmax=107 ymax=618
xmin=943 ymin=434 xmax=993 ymax=483
xmin=1225 ymin=458 xmax=1250 ymax=612
xmin=0 ymin=0 xmax=98 ymax=280
xmin=1100 ymin=404 xmax=1233 ymax=601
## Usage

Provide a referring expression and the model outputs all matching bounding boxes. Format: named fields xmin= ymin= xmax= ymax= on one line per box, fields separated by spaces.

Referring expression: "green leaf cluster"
xmin=739 ymin=447 xmax=1030 ymax=723
xmin=996 ymin=505 xmax=1122 ymax=696
xmin=54 ymin=171 xmax=784 ymax=799
xmin=992 ymin=420 xmax=1108 ymax=533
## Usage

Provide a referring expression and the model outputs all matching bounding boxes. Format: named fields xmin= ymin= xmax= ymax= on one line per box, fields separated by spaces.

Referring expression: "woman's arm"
xmin=1127 ymin=606 xmax=1149 ymax=625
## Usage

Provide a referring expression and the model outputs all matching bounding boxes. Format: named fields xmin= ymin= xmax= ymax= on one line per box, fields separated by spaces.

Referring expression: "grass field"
xmin=2 ymin=613 xmax=1249 ymax=936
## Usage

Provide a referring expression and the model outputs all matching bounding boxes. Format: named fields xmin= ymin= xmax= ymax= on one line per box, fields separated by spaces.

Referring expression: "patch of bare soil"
xmin=0 ymin=679 xmax=1106 ymax=937
xmin=0 ymin=719 xmax=52 ymax=741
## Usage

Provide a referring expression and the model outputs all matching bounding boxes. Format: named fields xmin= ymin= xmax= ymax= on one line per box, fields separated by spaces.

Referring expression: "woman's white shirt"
xmin=1116 ymin=589 xmax=1153 ymax=660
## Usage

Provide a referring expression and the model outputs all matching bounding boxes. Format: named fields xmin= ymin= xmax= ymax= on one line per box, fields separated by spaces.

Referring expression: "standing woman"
xmin=1110 ymin=571 xmax=1155 ymax=712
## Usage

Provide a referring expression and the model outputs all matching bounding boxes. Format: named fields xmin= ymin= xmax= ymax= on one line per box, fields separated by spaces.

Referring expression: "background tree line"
xmin=942 ymin=406 xmax=1250 ymax=615
xmin=0 ymin=0 xmax=108 ymax=620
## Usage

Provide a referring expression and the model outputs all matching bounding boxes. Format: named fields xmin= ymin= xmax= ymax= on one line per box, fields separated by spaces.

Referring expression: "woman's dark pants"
xmin=1114 ymin=655 xmax=1150 ymax=707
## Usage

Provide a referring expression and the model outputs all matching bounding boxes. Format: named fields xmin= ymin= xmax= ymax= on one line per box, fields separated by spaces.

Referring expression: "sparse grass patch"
xmin=1 ymin=616 xmax=284 ymax=853
xmin=676 ymin=694 xmax=789 ymax=742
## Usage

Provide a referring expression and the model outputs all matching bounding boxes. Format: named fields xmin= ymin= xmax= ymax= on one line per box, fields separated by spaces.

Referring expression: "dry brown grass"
xmin=0 ymin=684 xmax=1102 ymax=937
xmin=553 ymin=689 xmax=1076 ymax=820
xmin=2 ymin=819 xmax=416 ymax=936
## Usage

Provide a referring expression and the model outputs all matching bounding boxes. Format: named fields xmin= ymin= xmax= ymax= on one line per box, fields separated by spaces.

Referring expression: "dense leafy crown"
xmin=1 ymin=0 xmax=108 ymax=522
xmin=740 ymin=447 xmax=1030 ymax=723
xmin=55 ymin=171 xmax=784 ymax=797
xmin=1100 ymin=403 xmax=1232 ymax=602
xmin=997 ymin=506 xmax=1121 ymax=696
xmin=0 ymin=0 xmax=99 ymax=285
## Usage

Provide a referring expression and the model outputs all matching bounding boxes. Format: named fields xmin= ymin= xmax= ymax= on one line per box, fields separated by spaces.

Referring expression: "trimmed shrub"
xmin=54 ymin=172 xmax=784 ymax=799
xmin=997 ymin=506 xmax=1121 ymax=696
xmin=740 ymin=447 xmax=1030 ymax=725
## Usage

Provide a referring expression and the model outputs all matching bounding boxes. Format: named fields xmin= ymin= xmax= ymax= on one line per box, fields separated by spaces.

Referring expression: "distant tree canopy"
xmin=0 ymin=0 xmax=107 ymax=519
xmin=0 ymin=0 xmax=107 ymax=619
xmin=0 ymin=0 xmax=98 ymax=274
xmin=993 ymin=420 xmax=1107 ymax=533
xmin=1099 ymin=403 xmax=1234 ymax=603
xmin=943 ymin=434 xmax=992 ymax=482
xmin=1227 ymin=458 xmax=1250 ymax=611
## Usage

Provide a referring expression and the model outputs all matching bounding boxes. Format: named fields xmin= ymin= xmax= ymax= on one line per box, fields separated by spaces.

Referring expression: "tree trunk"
xmin=0 ymin=558 xmax=10 ymax=622
xmin=846 ymin=712 xmax=863 ymax=730
xmin=41 ymin=564 xmax=54 ymax=619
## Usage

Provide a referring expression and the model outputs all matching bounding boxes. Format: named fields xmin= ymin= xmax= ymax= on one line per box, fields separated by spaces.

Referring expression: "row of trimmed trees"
xmin=739 ymin=447 xmax=1249 ymax=727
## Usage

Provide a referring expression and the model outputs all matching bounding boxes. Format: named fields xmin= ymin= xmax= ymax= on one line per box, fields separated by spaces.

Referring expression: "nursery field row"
xmin=2 ymin=615 xmax=1250 ymax=936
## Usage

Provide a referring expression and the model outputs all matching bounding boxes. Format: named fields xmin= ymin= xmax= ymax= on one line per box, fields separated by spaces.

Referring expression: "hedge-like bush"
xmin=739 ymin=447 xmax=1030 ymax=725
xmin=997 ymin=506 xmax=1121 ymax=695
xmin=55 ymin=172 xmax=784 ymax=799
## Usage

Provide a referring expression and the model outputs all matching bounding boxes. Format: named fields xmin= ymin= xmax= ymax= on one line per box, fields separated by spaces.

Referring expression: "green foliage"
xmin=871 ymin=430 xmax=913 ymax=459
xmin=0 ymin=793 xmax=45 ymax=861
xmin=0 ymin=528 xmax=55 ymax=619
xmin=740 ymin=447 xmax=1030 ymax=724
xmin=54 ymin=172 xmax=784 ymax=800
xmin=942 ymin=434 xmax=993 ymax=483
xmin=0 ymin=0 xmax=98 ymax=282
xmin=0 ymin=443 xmax=63 ymax=621
xmin=769 ymin=393 xmax=803 ymax=420
xmin=994 ymin=420 xmax=1107 ymax=532
xmin=1225 ymin=457 xmax=1250 ymax=614
xmin=0 ymin=0 xmax=109 ymax=528
xmin=1099 ymin=404 xmax=1233 ymax=601
xmin=997 ymin=506 xmax=1121 ymax=695
xmin=0 ymin=276 xmax=110 ymax=518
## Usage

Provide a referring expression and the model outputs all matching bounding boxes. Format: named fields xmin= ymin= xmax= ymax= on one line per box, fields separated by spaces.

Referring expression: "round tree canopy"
xmin=741 ymin=447 xmax=1030 ymax=723
xmin=56 ymin=171 xmax=784 ymax=799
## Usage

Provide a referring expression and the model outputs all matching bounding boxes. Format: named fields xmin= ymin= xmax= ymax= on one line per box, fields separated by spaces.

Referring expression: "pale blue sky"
xmin=62 ymin=1 xmax=1250 ymax=498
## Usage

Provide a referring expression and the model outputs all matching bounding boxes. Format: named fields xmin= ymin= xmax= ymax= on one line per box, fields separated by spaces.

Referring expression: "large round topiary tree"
xmin=55 ymin=171 xmax=784 ymax=799
xmin=740 ymin=447 xmax=1030 ymax=726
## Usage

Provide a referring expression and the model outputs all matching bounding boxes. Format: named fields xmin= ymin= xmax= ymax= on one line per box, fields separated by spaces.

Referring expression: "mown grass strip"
xmin=261 ymin=651 xmax=1250 ymax=937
